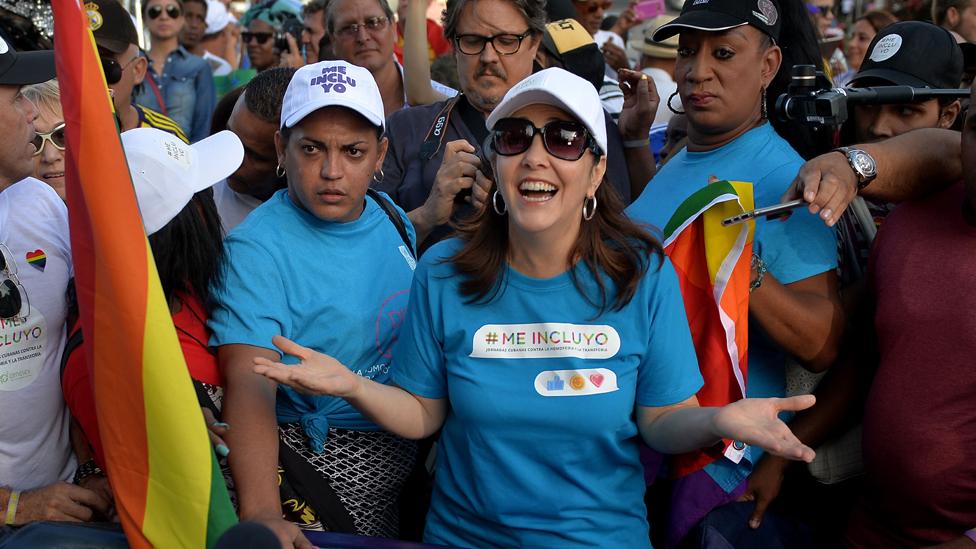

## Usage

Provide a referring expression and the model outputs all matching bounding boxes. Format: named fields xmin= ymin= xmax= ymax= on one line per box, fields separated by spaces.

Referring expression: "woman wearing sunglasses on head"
xmin=240 ymin=0 xmax=301 ymax=73
xmin=132 ymin=0 xmax=216 ymax=142
xmin=21 ymin=80 xmax=66 ymax=201
xmin=626 ymin=0 xmax=843 ymax=543
xmin=252 ymin=67 xmax=818 ymax=549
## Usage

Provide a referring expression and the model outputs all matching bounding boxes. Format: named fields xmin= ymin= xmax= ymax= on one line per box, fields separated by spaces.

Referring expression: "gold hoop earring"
xmin=582 ymin=195 xmax=597 ymax=221
xmin=276 ymin=164 xmax=286 ymax=178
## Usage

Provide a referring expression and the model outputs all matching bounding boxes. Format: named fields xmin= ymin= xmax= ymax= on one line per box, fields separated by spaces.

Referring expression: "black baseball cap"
xmin=541 ymin=19 xmax=604 ymax=93
xmin=851 ymin=21 xmax=963 ymax=89
xmin=86 ymin=0 xmax=140 ymax=54
xmin=652 ymin=0 xmax=781 ymax=43
xmin=0 ymin=37 xmax=55 ymax=86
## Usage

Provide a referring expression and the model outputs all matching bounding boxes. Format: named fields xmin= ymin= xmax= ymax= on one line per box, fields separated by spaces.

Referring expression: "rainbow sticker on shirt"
xmin=25 ymin=249 xmax=46 ymax=271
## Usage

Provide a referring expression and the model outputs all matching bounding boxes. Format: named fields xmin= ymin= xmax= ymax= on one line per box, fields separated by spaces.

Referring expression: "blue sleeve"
xmin=191 ymin=62 xmax=216 ymax=143
xmin=390 ymin=263 xmax=447 ymax=398
xmin=637 ymin=257 xmax=704 ymax=407
xmin=208 ymin=236 xmax=289 ymax=351
xmin=755 ymin=163 xmax=838 ymax=285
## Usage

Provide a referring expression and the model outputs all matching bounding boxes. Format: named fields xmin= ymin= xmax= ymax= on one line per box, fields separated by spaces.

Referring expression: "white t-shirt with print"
xmin=0 ymin=177 xmax=75 ymax=490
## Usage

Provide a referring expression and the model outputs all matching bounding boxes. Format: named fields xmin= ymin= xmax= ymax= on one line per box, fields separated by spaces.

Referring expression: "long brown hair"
xmin=449 ymin=169 xmax=664 ymax=314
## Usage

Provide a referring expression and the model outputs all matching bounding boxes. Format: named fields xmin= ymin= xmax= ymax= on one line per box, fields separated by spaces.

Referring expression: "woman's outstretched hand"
xmin=712 ymin=395 xmax=817 ymax=462
xmin=253 ymin=335 xmax=363 ymax=398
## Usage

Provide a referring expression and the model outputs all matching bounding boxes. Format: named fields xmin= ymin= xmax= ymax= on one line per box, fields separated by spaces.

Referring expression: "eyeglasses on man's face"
xmin=453 ymin=30 xmax=532 ymax=56
xmin=335 ymin=16 xmax=390 ymax=39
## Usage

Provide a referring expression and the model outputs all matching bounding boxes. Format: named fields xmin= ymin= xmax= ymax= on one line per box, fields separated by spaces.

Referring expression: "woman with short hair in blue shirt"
xmin=253 ymin=67 xmax=817 ymax=548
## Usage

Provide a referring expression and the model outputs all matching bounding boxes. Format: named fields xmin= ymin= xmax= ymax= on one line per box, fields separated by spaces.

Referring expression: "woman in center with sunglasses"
xmin=133 ymin=0 xmax=216 ymax=142
xmin=253 ymin=67 xmax=817 ymax=549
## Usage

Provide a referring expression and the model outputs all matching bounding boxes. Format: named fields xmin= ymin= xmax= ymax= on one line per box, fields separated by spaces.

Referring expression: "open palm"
xmin=252 ymin=335 xmax=363 ymax=398
xmin=713 ymin=395 xmax=817 ymax=462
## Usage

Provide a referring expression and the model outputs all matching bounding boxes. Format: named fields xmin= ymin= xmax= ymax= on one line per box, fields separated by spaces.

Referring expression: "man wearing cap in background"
xmin=86 ymin=0 xmax=189 ymax=142
xmin=637 ymin=14 xmax=677 ymax=126
xmin=0 ymin=39 xmax=113 ymax=527
xmin=836 ymin=20 xmax=963 ymax=283
xmin=378 ymin=0 xmax=658 ymax=252
xmin=732 ymin=20 xmax=968 ymax=545
xmin=200 ymin=0 xmax=240 ymax=75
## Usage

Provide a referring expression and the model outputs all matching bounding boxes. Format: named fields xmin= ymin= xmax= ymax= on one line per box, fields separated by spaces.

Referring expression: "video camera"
xmin=775 ymin=64 xmax=970 ymax=127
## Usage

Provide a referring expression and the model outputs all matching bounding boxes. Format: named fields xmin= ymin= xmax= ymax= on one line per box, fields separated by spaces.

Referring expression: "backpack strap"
xmin=367 ymin=188 xmax=416 ymax=259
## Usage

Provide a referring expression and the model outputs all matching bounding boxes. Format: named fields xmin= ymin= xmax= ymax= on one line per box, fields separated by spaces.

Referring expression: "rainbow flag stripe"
xmin=662 ymin=180 xmax=755 ymax=476
xmin=52 ymin=1 xmax=236 ymax=546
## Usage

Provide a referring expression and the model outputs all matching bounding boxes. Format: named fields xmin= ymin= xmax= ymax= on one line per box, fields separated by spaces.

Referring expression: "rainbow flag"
xmin=52 ymin=1 xmax=237 ymax=546
xmin=661 ymin=180 xmax=755 ymax=476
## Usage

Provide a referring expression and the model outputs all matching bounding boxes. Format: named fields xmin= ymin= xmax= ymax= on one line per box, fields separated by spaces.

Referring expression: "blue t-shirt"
xmin=209 ymin=190 xmax=416 ymax=452
xmin=392 ymin=239 xmax=703 ymax=548
xmin=626 ymin=123 xmax=837 ymax=490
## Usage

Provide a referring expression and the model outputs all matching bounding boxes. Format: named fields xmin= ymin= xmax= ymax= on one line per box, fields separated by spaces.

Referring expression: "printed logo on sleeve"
xmin=470 ymin=322 xmax=620 ymax=359
xmin=534 ymin=368 xmax=618 ymax=397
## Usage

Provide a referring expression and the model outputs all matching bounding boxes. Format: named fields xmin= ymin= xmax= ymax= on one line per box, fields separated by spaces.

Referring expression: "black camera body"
xmin=275 ymin=17 xmax=304 ymax=54
xmin=776 ymin=64 xmax=970 ymax=128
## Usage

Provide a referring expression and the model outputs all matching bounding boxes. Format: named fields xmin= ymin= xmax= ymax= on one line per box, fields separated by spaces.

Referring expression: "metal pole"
xmin=132 ymin=0 xmax=145 ymax=49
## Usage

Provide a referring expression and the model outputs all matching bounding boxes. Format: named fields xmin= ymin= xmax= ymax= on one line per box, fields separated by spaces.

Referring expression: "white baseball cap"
xmin=205 ymin=0 xmax=233 ymax=35
xmin=280 ymin=60 xmax=385 ymax=130
xmin=486 ymin=68 xmax=607 ymax=155
xmin=121 ymin=128 xmax=245 ymax=235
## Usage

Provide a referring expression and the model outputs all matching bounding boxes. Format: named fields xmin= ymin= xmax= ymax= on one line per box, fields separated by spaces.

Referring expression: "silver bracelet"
xmin=750 ymin=254 xmax=768 ymax=293
xmin=623 ymin=138 xmax=650 ymax=149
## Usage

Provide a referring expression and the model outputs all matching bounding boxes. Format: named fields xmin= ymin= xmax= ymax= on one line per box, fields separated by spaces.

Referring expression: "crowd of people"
xmin=0 ymin=0 xmax=974 ymax=547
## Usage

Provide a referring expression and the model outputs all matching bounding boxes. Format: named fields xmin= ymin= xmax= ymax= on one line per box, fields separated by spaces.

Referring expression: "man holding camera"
xmin=738 ymin=21 xmax=967 ymax=545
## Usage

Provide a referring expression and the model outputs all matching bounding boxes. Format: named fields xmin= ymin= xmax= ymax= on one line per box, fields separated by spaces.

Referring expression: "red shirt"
xmin=846 ymin=184 xmax=976 ymax=547
xmin=61 ymin=292 xmax=221 ymax=468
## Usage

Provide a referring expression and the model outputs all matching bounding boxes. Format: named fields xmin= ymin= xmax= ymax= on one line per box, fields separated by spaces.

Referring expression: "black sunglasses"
xmin=147 ymin=4 xmax=182 ymax=20
xmin=242 ymin=32 xmax=273 ymax=44
xmin=100 ymin=55 xmax=140 ymax=85
xmin=32 ymin=123 xmax=66 ymax=156
xmin=491 ymin=117 xmax=600 ymax=161
xmin=0 ymin=244 xmax=29 ymax=321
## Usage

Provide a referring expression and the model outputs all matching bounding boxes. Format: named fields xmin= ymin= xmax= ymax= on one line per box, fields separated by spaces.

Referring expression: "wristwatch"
xmin=834 ymin=146 xmax=877 ymax=191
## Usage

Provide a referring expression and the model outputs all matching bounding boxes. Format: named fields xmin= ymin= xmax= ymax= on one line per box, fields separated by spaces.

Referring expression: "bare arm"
xmin=749 ymin=270 xmax=845 ymax=372
xmin=219 ymin=343 xmax=312 ymax=548
xmin=617 ymin=69 xmax=658 ymax=201
xmin=637 ymin=395 xmax=816 ymax=461
xmin=402 ymin=0 xmax=449 ymax=106
xmin=253 ymin=336 xmax=447 ymax=440
xmin=783 ymin=128 xmax=961 ymax=226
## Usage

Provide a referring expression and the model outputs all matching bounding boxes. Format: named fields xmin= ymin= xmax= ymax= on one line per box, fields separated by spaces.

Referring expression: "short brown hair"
xmin=441 ymin=0 xmax=547 ymax=40
xmin=932 ymin=0 xmax=972 ymax=26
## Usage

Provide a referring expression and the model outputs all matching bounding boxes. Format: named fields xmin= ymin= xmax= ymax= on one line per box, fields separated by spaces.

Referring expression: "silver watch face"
xmin=851 ymin=150 xmax=877 ymax=177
